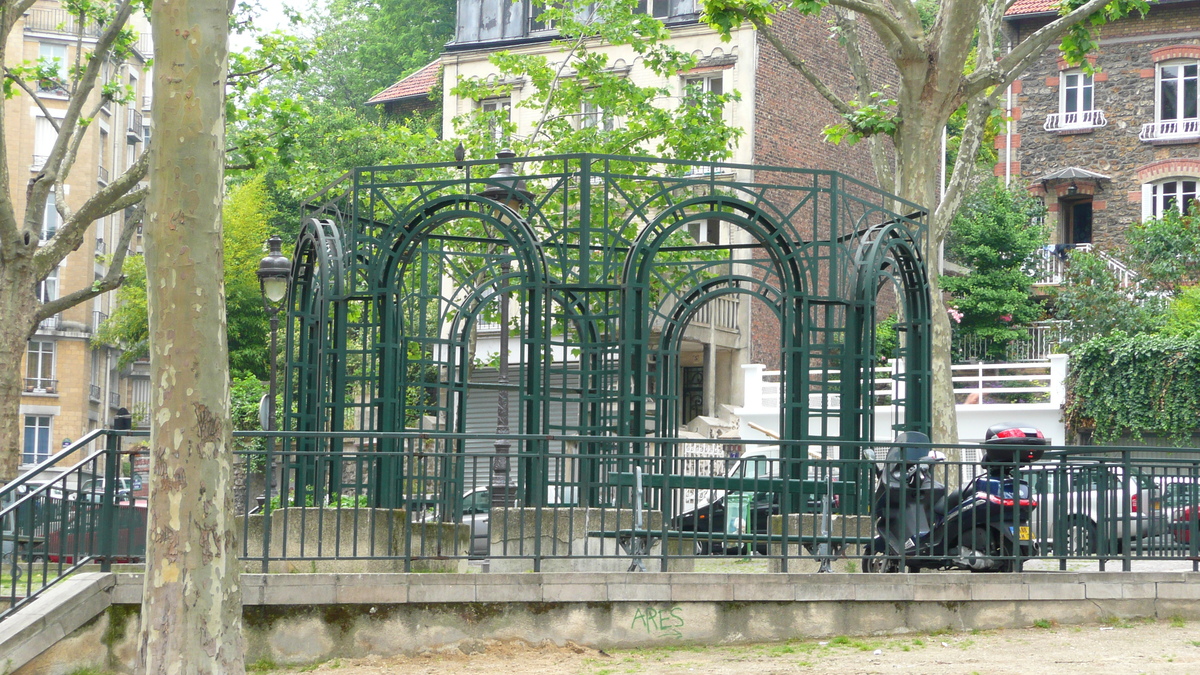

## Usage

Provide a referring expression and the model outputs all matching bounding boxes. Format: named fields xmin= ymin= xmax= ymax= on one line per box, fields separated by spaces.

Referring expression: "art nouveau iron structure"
xmin=284 ymin=153 xmax=931 ymax=510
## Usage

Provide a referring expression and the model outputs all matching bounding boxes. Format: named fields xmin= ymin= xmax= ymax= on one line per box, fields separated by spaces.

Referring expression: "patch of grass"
xmin=247 ymin=658 xmax=278 ymax=673
xmin=66 ymin=668 xmax=114 ymax=675
xmin=767 ymin=644 xmax=796 ymax=656
xmin=911 ymin=638 xmax=925 ymax=647
xmin=1032 ymin=619 xmax=1055 ymax=629
xmin=929 ymin=626 xmax=953 ymax=636
xmin=1189 ymin=640 xmax=1200 ymax=648
xmin=956 ymin=639 xmax=976 ymax=650
xmin=1102 ymin=616 xmax=1135 ymax=629
xmin=1170 ymin=615 xmax=1186 ymax=628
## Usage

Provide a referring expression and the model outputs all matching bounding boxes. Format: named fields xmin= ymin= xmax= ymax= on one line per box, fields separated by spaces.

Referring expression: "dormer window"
xmin=1044 ymin=70 xmax=1106 ymax=132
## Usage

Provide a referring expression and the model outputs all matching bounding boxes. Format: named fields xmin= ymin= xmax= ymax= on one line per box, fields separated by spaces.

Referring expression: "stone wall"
xmin=1006 ymin=4 xmax=1200 ymax=251
xmin=16 ymin=571 xmax=1200 ymax=674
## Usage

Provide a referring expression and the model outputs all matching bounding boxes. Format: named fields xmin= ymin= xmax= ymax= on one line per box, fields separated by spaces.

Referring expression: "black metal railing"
xmin=5 ymin=430 xmax=1200 ymax=623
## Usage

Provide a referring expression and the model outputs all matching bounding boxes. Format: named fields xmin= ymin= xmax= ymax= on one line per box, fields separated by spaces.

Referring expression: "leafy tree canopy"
xmin=96 ymin=177 xmax=275 ymax=379
xmin=942 ymin=180 xmax=1047 ymax=359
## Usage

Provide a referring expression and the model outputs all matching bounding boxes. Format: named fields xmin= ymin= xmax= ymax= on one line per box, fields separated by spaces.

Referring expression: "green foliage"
xmin=1058 ymin=0 xmax=1150 ymax=73
xmin=1053 ymin=251 xmax=1167 ymax=346
xmin=941 ymin=180 xmax=1047 ymax=359
xmin=875 ymin=314 xmax=899 ymax=363
xmin=1125 ymin=208 xmax=1200 ymax=293
xmin=450 ymin=0 xmax=741 ymax=161
xmin=283 ymin=0 xmax=455 ymax=112
xmin=822 ymin=92 xmax=899 ymax=146
xmin=1163 ymin=286 xmax=1200 ymax=338
xmin=1064 ymin=332 xmax=1200 ymax=443
xmin=95 ymin=177 xmax=275 ymax=379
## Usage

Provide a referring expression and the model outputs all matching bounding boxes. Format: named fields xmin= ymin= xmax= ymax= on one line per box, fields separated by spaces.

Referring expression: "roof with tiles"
xmin=1005 ymin=0 xmax=1060 ymax=16
xmin=367 ymin=60 xmax=441 ymax=105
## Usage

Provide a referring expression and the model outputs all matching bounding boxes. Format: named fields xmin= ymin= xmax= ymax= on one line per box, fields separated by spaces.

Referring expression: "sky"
xmin=232 ymin=0 xmax=315 ymax=51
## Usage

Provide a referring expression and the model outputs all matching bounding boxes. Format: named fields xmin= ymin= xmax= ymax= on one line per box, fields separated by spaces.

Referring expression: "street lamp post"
xmin=257 ymin=235 xmax=291 ymax=510
xmin=478 ymin=151 xmax=534 ymax=509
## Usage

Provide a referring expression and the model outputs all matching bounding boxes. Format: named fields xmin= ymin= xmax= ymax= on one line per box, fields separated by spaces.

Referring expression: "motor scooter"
xmin=862 ymin=423 xmax=1046 ymax=573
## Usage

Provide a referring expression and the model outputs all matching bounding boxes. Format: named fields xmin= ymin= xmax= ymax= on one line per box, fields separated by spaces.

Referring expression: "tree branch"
xmin=24 ymin=0 xmax=137 ymax=235
xmin=833 ymin=7 xmax=894 ymax=193
xmin=34 ymin=197 xmax=142 ymax=324
xmin=3 ymin=69 xmax=61 ymax=132
xmin=823 ymin=0 xmax=915 ymax=48
xmin=751 ymin=15 xmax=855 ymax=116
xmin=529 ymin=30 xmax=591 ymax=144
xmin=968 ymin=0 xmax=1113 ymax=95
xmin=34 ymin=150 xmax=149 ymax=278
xmin=932 ymin=93 xmax=997 ymax=242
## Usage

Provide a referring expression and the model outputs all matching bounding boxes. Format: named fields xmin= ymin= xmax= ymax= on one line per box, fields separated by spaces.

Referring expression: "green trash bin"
xmin=726 ymin=492 xmax=754 ymax=535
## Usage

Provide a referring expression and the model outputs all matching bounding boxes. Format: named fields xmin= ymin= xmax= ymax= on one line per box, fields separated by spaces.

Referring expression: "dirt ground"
xmin=266 ymin=618 xmax=1200 ymax=675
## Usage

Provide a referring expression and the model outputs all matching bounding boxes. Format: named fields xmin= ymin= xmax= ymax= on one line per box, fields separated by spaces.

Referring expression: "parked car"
xmin=71 ymin=477 xmax=133 ymax=503
xmin=1021 ymin=462 xmax=1164 ymax=554
xmin=1159 ymin=477 xmax=1200 ymax=544
xmin=671 ymin=448 xmax=839 ymax=554
xmin=44 ymin=497 xmax=147 ymax=564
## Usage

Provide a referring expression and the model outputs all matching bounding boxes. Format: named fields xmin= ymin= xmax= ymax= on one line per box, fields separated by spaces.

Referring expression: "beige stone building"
xmin=9 ymin=1 xmax=152 ymax=472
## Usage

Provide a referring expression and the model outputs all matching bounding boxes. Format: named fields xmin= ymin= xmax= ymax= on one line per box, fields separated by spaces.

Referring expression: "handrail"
xmin=0 ymin=429 xmax=107 ymax=499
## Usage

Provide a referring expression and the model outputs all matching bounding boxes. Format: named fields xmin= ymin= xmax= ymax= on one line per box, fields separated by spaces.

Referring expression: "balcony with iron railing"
xmin=32 ymin=155 xmax=49 ymax=171
xmin=93 ymin=310 xmax=108 ymax=333
xmin=127 ymin=108 xmax=143 ymax=142
xmin=38 ymin=315 xmax=62 ymax=332
xmin=97 ymin=165 xmax=109 ymax=185
xmin=89 ymin=384 xmax=102 ymax=402
xmin=95 ymin=238 xmax=106 ymax=255
xmin=110 ymin=392 xmax=121 ymax=409
xmin=1043 ymin=109 xmax=1107 ymax=133
xmin=1140 ymin=119 xmax=1200 ymax=143
xmin=24 ymin=8 xmax=102 ymax=38
xmin=23 ymin=378 xmax=57 ymax=395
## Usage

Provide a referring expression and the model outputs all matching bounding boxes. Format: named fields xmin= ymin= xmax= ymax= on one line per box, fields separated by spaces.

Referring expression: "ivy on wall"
xmin=1064 ymin=332 xmax=1200 ymax=444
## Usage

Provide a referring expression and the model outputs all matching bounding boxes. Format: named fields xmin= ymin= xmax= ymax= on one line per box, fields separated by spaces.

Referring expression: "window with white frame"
xmin=33 ymin=116 xmax=57 ymax=170
xmin=637 ymin=0 xmax=670 ymax=18
xmin=23 ymin=415 xmax=52 ymax=464
xmin=1062 ymin=71 xmax=1094 ymax=115
xmin=683 ymin=72 xmax=724 ymax=103
xmin=25 ymin=341 xmax=55 ymax=392
xmin=37 ymin=267 xmax=58 ymax=304
xmin=529 ymin=0 xmax=556 ymax=31
xmin=478 ymin=97 xmax=511 ymax=141
xmin=581 ymin=100 xmax=615 ymax=131
xmin=1157 ymin=61 xmax=1199 ymax=124
xmin=41 ymin=192 xmax=60 ymax=241
xmin=1144 ymin=178 xmax=1198 ymax=219
xmin=38 ymin=42 xmax=68 ymax=93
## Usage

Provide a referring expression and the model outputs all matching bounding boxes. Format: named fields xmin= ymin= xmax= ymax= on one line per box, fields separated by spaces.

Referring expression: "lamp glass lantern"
xmin=257 ymin=235 xmax=292 ymax=313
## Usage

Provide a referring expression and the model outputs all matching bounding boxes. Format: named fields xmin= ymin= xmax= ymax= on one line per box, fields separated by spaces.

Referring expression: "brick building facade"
xmin=1003 ymin=0 xmax=1200 ymax=252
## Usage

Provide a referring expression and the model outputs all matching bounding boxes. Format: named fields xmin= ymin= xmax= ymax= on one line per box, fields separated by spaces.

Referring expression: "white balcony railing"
xmin=1139 ymin=119 xmax=1200 ymax=143
xmin=1029 ymin=243 xmax=1138 ymax=287
xmin=1043 ymin=109 xmax=1107 ymax=132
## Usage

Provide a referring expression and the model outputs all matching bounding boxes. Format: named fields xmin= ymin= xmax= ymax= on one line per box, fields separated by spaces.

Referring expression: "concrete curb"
xmin=0 ymin=573 xmax=114 ymax=675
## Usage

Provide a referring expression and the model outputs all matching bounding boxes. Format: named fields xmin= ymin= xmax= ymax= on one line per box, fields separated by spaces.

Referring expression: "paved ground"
xmin=265 ymin=618 xmax=1200 ymax=674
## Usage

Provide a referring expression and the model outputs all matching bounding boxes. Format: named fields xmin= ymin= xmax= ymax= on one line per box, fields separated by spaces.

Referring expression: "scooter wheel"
xmin=861 ymin=549 xmax=900 ymax=573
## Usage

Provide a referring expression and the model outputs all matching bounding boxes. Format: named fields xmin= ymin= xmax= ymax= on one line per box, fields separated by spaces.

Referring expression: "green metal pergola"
xmin=283 ymin=153 xmax=932 ymax=510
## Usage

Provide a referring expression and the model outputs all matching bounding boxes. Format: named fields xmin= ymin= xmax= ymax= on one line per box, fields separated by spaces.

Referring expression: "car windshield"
xmin=729 ymin=457 xmax=772 ymax=480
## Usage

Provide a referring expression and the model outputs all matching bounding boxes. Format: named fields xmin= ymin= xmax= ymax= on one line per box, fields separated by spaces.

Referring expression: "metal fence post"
xmin=98 ymin=430 xmax=121 ymax=572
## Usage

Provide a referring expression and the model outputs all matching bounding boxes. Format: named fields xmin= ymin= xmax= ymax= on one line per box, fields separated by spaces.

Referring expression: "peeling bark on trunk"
xmin=0 ymin=253 xmax=39 ymax=482
xmin=138 ymin=0 xmax=244 ymax=672
xmin=894 ymin=117 xmax=961 ymax=447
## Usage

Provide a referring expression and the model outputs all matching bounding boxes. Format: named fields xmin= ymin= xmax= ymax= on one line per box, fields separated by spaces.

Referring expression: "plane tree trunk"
xmin=137 ymin=0 xmax=245 ymax=671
